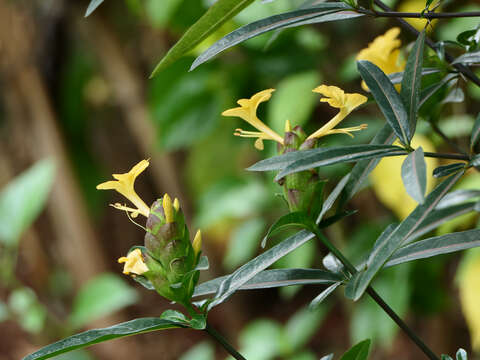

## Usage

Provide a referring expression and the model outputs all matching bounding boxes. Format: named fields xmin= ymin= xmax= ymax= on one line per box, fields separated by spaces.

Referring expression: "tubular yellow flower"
xmin=306 ymin=85 xmax=368 ymax=140
xmin=192 ymin=229 xmax=202 ymax=256
xmin=173 ymin=198 xmax=180 ymax=212
xmin=96 ymin=160 xmax=150 ymax=218
xmin=357 ymin=28 xmax=405 ymax=91
xmin=118 ymin=248 xmax=149 ymax=275
xmin=162 ymin=194 xmax=174 ymax=223
xmin=222 ymin=89 xmax=284 ymax=150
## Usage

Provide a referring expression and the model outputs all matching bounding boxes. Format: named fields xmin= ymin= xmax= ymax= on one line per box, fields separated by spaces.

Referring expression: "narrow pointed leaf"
xmin=316 ymin=174 xmax=350 ymax=224
xmin=437 ymin=189 xmax=480 ymax=209
xmin=401 ymin=147 xmax=426 ymax=204
xmin=247 ymin=148 xmax=319 ymax=172
xmin=191 ymin=3 xmax=360 ymax=70
xmin=309 ymin=282 xmax=342 ymax=309
xmin=401 ymin=30 xmax=425 ymax=139
xmin=150 ymin=0 xmax=255 ymax=76
xmin=339 ymin=124 xmax=395 ymax=207
xmin=419 ymin=74 xmax=458 ymax=108
xmin=23 ymin=318 xmax=184 ymax=360
xmin=261 ymin=211 xmax=316 ymax=248
xmin=471 ymin=112 xmax=480 ymax=150
xmin=357 ymin=60 xmax=409 ymax=145
xmin=433 ymin=163 xmax=466 ymax=178
xmin=193 ymin=268 xmax=342 ymax=297
xmin=275 ymin=145 xmax=406 ymax=180
xmin=208 ymin=230 xmax=315 ymax=309
xmin=345 ymin=171 xmax=463 ymax=300
xmin=456 ymin=348 xmax=468 ymax=360
xmin=386 ymin=229 xmax=480 ymax=267
xmin=406 ymin=202 xmax=476 ymax=244
xmin=85 ymin=0 xmax=104 ymax=17
xmin=452 ymin=50 xmax=480 ymax=65
xmin=340 ymin=339 xmax=371 ymax=360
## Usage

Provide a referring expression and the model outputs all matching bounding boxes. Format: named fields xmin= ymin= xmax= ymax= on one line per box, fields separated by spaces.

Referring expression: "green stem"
xmin=312 ymin=227 xmax=439 ymax=360
xmin=204 ymin=322 xmax=247 ymax=360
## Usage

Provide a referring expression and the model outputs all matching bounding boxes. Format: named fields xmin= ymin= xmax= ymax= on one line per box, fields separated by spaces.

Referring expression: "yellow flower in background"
xmin=458 ymin=248 xmax=480 ymax=351
xmin=306 ymin=85 xmax=368 ymax=140
xmin=357 ymin=28 xmax=405 ymax=90
xmin=223 ymin=85 xmax=367 ymax=149
xmin=370 ymin=135 xmax=438 ymax=219
xmin=222 ymin=89 xmax=284 ymax=150
xmin=96 ymin=159 xmax=151 ymax=218
xmin=118 ymin=248 xmax=149 ymax=275
xmin=398 ymin=0 xmax=437 ymax=31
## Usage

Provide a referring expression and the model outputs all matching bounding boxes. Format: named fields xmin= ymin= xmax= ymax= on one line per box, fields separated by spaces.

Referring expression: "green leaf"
xmin=22 ymin=318 xmax=184 ymax=360
xmin=388 ymin=68 xmax=439 ymax=84
xmin=357 ymin=60 xmax=410 ymax=145
xmin=262 ymin=211 xmax=316 ymax=248
xmin=316 ymin=175 xmax=350 ymax=224
xmin=419 ymin=74 xmax=458 ymax=108
xmin=320 ymin=355 xmax=334 ymax=360
xmin=442 ymin=355 xmax=454 ymax=360
xmin=345 ymin=171 xmax=463 ymax=301
xmin=0 ymin=159 xmax=55 ymax=246
xmin=85 ymin=0 xmax=104 ymax=17
xmin=309 ymin=282 xmax=341 ymax=309
xmin=387 ymin=229 xmax=480 ymax=267
xmin=436 ymin=190 xmax=480 ymax=209
xmin=339 ymin=124 xmax=395 ymax=207
xmin=238 ymin=319 xmax=283 ymax=360
xmin=247 ymin=148 xmax=320 ymax=172
xmin=433 ymin=163 xmax=466 ymax=178
xmin=193 ymin=268 xmax=342 ymax=297
xmin=470 ymin=112 xmax=480 ymax=150
xmin=456 ymin=348 xmax=468 ymax=360
xmin=405 ymin=202 xmax=477 ymax=244
xmin=452 ymin=50 xmax=480 ymax=65
xmin=191 ymin=3 xmax=362 ymax=70
xmin=340 ymin=339 xmax=370 ymax=360
xmin=401 ymin=147 xmax=426 ymax=204
xmin=401 ymin=31 xmax=425 ymax=139
xmin=69 ymin=273 xmax=138 ymax=329
xmin=274 ymin=145 xmax=406 ymax=180
xmin=150 ymin=0 xmax=255 ymax=76
xmin=179 ymin=342 xmax=215 ymax=360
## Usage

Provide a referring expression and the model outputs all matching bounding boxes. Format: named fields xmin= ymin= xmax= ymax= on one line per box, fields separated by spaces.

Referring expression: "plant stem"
xmin=312 ymin=228 xmax=439 ymax=360
xmin=359 ymin=9 xmax=480 ymax=19
xmin=204 ymin=322 xmax=247 ymax=360
xmin=373 ymin=0 xmax=480 ymax=88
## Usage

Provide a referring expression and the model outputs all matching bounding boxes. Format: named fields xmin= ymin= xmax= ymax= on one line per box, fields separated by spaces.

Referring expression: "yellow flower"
xmin=306 ymin=85 xmax=368 ymax=140
xmin=222 ymin=89 xmax=284 ymax=150
xmin=398 ymin=0 xmax=437 ymax=31
xmin=118 ymin=248 xmax=149 ymax=275
xmin=96 ymin=160 xmax=150 ymax=218
xmin=192 ymin=229 xmax=202 ymax=256
xmin=357 ymin=28 xmax=406 ymax=91
xmin=162 ymin=193 xmax=174 ymax=223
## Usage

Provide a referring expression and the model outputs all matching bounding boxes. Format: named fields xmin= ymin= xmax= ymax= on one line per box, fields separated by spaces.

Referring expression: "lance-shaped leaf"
xmin=309 ymin=282 xmax=342 ymax=309
xmin=275 ymin=145 xmax=406 ymax=180
xmin=357 ymin=60 xmax=410 ymax=145
xmin=248 ymin=148 xmax=322 ymax=172
xmin=340 ymin=339 xmax=371 ymax=360
xmin=208 ymin=230 xmax=315 ymax=309
xmin=471 ymin=112 xmax=480 ymax=150
xmin=150 ymin=0 xmax=255 ymax=76
xmin=401 ymin=31 xmax=425 ymax=139
xmin=261 ymin=211 xmax=316 ymax=248
xmin=401 ymin=147 xmax=426 ymax=204
xmin=433 ymin=163 xmax=466 ymax=178
xmin=386 ymin=229 xmax=480 ymax=267
xmin=419 ymin=74 xmax=458 ymax=108
xmin=437 ymin=190 xmax=480 ymax=209
xmin=85 ymin=0 xmax=104 ymax=17
xmin=345 ymin=171 xmax=463 ymax=301
xmin=191 ymin=3 xmax=361 ymax=70
xmin=339 ymin=124 xmax=395 ymax=207
xmin=452 ymin=50 xmax=480 ymax=65
xmin=23 ymin=318 xmax=184 ymax=360
xmin=193 ymin=268 xmax=342 ymax=297
xmin=316 ymin=174 xmax=350 ymax=224
xmin=406 ymin=202 xmax=477 ymax=244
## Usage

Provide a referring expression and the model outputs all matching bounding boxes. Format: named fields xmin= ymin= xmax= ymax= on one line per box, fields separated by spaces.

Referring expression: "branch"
xmin=360 ymin=9 xmax=480 ymax=19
